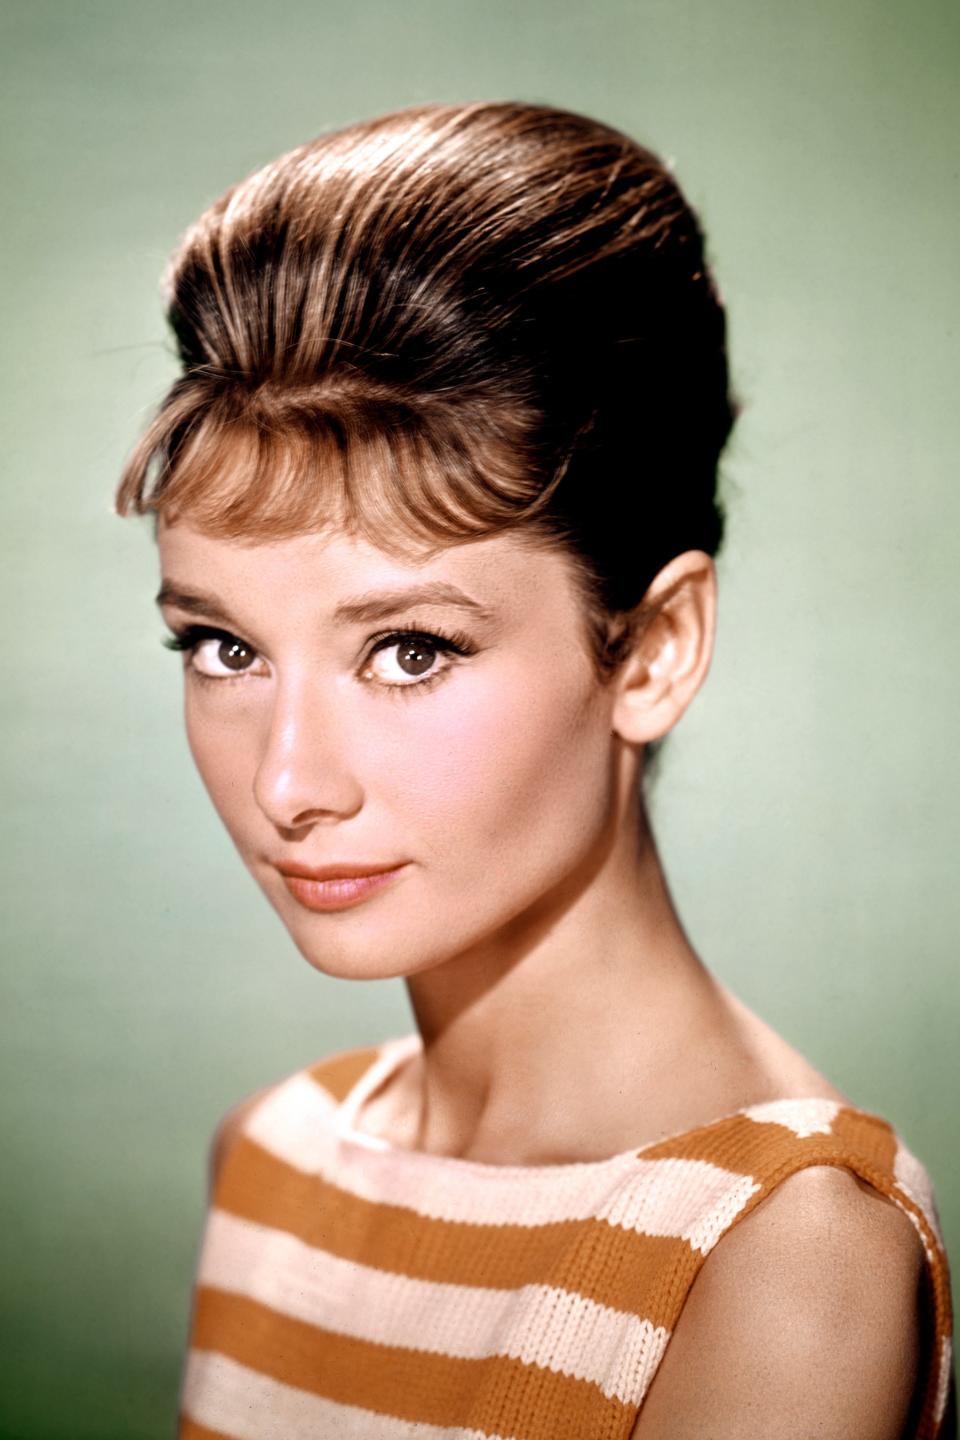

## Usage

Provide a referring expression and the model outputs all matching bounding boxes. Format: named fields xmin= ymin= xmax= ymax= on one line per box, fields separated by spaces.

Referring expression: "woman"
xmin=117 ymin=102 xmax=954 ymax=1438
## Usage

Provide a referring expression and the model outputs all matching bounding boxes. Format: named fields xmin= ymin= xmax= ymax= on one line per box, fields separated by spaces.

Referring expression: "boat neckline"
xmin=330 ymin=1031 xmax=868 ymax=1177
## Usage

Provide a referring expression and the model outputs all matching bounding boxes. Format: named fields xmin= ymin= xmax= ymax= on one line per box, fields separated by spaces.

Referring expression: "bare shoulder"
xmin=207 ymin=1082 xmax=276 ymax=1193
xmin=632 ymin=1164 xmax=926 ymax=1439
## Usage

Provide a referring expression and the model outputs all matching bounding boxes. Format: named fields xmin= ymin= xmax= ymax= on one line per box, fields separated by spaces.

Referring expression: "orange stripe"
xmin=306 ymin=1046 xmax=380 ymax=1103
xmin=829 ymin=1108 xmax=899 ymax=1173
xmin=215 ymin=1133 xmax=698 ymax=1328
xmin=637 ymin=1106 xmax=898 ymax=1176
xmin=637 ymin=1110 xmax=794 ymax=1167
xmin=179 ymin=1418 xmax=234 ymax=1440
xmin=191 ymin=1287 xmax=631 ymax=1440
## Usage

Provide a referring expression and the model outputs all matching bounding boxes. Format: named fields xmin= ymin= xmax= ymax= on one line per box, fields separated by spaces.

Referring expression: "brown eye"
xmin=161 ymin=624 xmax=266 ymax=679
xmin=366 ymin=636 xmax=439 ymax=685
xmin=396 ymin=637 xmax=438 ymax=677
xmin=188 ymin=634 xmax=266 ymax=680
xmin=218 ymin=639 xmax=256 ymax=671
xmin=362 ymin=630 xmax=465 ymax=690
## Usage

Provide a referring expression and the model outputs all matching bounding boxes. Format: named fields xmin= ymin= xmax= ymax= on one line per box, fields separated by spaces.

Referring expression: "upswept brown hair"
xmin=117 ymin=100 xmax=736 ymax=681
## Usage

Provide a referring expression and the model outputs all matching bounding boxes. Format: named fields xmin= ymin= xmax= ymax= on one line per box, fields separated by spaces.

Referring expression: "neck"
xmin=399 ymin=799 xmax=728 ymax=1165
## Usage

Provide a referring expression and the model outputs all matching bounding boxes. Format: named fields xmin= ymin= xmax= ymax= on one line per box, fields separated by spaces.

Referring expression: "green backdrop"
xmin=2 ymin=2 xmax=957 ymax=1435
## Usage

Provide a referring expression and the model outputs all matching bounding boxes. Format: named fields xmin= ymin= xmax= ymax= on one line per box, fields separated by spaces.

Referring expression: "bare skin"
xmin=160 ymin=517 xmax=847 ymax=1164
xmin=160 ymin=515 xmax=927 ymax=1436
xmin=353 ymin=884 xmax=854 ymax=1166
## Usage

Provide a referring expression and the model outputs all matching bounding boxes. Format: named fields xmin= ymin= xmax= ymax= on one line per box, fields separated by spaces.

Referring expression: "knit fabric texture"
xmin=179 ymin=1033 xmax=954 ymax=1439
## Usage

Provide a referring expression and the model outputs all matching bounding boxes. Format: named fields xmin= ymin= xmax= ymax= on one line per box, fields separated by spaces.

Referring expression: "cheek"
xmin=183 ymin=690 xmax=260 ymax=833
xmin=372 ymin=660 xmax=613 ymax=868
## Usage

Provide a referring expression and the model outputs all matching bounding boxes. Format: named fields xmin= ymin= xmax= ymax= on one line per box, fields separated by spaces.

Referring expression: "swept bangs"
xmin=118 ymin=380 xmax=564 ymax=559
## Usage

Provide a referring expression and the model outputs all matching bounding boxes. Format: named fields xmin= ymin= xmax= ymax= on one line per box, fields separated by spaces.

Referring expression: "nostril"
xmin=253 ymin=759 xmax=364 ymax=831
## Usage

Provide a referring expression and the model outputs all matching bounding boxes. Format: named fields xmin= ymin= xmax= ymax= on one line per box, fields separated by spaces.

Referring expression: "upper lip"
xmin=274 ymin=860 xmax=407 ymax=881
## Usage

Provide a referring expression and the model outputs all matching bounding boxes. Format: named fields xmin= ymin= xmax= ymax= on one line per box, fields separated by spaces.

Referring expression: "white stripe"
xmin=933 ymin=1334 xmax=952 ymax=1428
xmin=600 ymin=1158 xmax=761 ymax=1254
xmin=245 ymin=1071 xmax=759 ymax=1237
xmin=893 ymin=1138 xmax=944 ymax=1248
xmin=198 ymin=1209 xmax=669 ymax=1405
xmin=181 ymin=1348 xmax=514 ymax=1440
xmin=243 ymin=1069 xmax=341 ymax=1157
xmin=684 ymin=1172 xmax=763 ymax=1255
xmin=741 ymin=1098 xmax=840 ymax=1138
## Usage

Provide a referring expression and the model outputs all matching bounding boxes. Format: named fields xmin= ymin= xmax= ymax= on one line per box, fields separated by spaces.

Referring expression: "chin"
xmin=281 ymin=914 xmax=447 ymax=983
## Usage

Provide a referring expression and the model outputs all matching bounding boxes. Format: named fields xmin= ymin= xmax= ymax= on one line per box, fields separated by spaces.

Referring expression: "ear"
xmin=611 ymin=550 xmax=717 ymax=745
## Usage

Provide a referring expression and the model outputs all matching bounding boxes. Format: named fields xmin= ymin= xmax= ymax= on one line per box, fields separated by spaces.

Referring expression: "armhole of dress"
xmin=734 ymin=1150 xmax=955 ymax=1440
xmin=838 ymin=1154 xmax=952 ymax=1440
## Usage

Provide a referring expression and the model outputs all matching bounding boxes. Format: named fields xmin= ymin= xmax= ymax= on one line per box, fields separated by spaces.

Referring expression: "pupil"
xmin=399 ymin=638 xmax=435 ymax=677
xmin=219 ymin=640 xmax=251 ymax=671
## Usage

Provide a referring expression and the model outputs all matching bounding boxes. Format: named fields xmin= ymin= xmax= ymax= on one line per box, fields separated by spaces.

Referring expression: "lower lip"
xmin=279 ymin=865 xmax=408 ymax=912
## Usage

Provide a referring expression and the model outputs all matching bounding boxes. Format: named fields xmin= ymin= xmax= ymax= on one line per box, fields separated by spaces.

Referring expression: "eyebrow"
xmin=155 ymin=580 xmax=496 ymax=627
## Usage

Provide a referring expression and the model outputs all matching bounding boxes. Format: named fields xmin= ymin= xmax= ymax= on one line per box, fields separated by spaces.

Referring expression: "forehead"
xmin=156 ymin=518 xmax=582 ymax=621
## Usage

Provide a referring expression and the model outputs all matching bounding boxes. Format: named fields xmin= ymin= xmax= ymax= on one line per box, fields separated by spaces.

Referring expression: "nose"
xmin=253 ymin=674 xmax=364 ymax=831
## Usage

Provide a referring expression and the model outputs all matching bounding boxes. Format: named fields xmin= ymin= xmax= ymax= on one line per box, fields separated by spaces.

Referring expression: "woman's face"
xmin=156 ymin=516 xmax=629 ymax=981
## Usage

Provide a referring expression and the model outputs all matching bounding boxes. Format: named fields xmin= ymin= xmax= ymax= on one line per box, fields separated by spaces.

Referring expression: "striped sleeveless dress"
xmin=179 ymin=1033 xmax=955 ymax=1439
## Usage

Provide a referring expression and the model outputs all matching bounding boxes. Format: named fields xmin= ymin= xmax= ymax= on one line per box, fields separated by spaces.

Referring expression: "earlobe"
xmin=611 ymin=551 xmax=717 ymax=745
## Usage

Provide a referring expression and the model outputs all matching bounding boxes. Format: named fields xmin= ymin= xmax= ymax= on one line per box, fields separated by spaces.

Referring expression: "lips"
xmin=274 ymin=860 xmax=409 ymax=913
xmin=276 ymin=860 xmax=406 ymax=882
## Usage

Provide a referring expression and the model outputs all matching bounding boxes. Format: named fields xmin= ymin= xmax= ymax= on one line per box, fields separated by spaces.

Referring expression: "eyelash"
xmin=162 ymin=622 xmax=476 ymax=697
